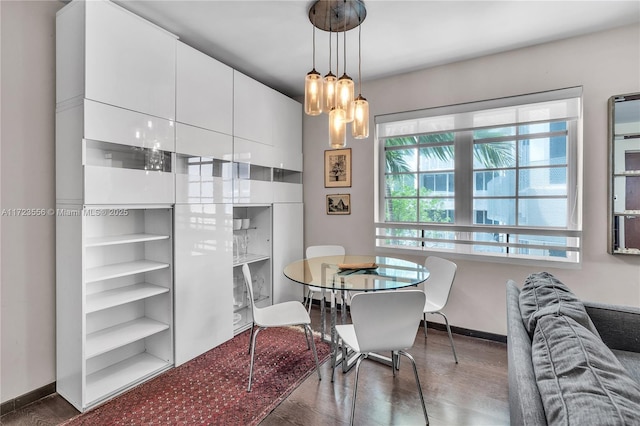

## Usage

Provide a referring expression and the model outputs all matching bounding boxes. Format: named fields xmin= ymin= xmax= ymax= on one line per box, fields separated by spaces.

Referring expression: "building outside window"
xmin=375 ymin=87 xmax=582 ymax=264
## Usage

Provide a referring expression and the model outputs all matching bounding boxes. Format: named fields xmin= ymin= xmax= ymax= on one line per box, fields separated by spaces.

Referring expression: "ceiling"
xmin=114 ymin=1 xmax=640 ymax=99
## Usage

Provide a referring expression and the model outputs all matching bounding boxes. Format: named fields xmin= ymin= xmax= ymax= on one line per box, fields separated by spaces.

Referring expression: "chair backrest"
xmin=306 ymin=245 xmax=345 ymax=285
xmin=423 ymin=256 xmax=457 ymax=311
xmin=242 ymin=263 xmax=260 ymax=319
xmin=350 ymin=290 xmax=426 ymax=353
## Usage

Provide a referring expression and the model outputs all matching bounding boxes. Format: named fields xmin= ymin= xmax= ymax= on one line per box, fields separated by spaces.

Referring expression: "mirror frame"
xmin=608 ymin=92 xmax=640 ymax=255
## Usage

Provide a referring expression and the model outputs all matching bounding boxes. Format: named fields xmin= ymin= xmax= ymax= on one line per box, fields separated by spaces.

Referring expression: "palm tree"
xmin=384 ymin=133 xmax=514 ymax=223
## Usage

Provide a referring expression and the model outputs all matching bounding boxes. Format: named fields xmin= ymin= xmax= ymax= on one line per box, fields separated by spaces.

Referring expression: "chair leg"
xmin=247 ymin=326 xmax=264 ymax=392
xmin=331 ymin=334 xmax=339 ymax=382
xmin=303 ymin=324 xmax=311 ymax=349
xmin=437 ymin=312 xmax=458 ymax=364
xmin=423 ymin=313 xmax=428 ymax=338
xmin=349 ymin=354 xmax=367 ymax=426
xmin=305 ymin=324 xmax=322 ymax=381
xmin=247 ymin=322 xmax=255 ymax=355
xmin=399 ymin=350 xmax=429 ymax=425
xmin=306 ymin=289 xmax=314 ymax=313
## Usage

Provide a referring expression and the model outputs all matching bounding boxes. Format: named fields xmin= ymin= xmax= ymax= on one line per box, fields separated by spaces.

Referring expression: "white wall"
xmin=303 ymin=24 xmax=640 ymax=336
xmin=1 ymin=0 xmax=63 ymax=403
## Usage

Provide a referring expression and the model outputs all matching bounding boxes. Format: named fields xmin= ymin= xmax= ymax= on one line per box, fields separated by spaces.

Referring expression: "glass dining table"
xmin=283 ymin=254 xmax=430 ymax=372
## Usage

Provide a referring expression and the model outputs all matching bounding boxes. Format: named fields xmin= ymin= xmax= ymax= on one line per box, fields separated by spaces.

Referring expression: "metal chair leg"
xmin=423 ymin=313 xmax=428 ymax=338
xmin=247 ymin=326 xmax=264 ymax=392
xmin=305 ymin=324 xmax=322 ymax=381
xmin=303 ymin=324 xmax=311 ymax=349
xmin=247 ymin=322 xmax=255 ymax=355
xmin=437 ymin=312 xmax=458 ymax=363
xmin=399 ymin=350 xmax=429 ymax=425
xmin=306 ymin=289 xmax=314 ymax=313
xmin=349 ymin=354 xmax=367 ymax=426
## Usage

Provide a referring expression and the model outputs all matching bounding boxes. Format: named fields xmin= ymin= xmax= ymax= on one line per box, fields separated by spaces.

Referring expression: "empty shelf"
xmin=86 ymin=317 xmax=169 ymax=359
xmin=86 ymin=233 xmax=169 ymax=247
xmin=86 ymin=352 xmax=170 ymax=407
xmin=86 ymin=283 xmax=170 ymax=313
xmin=85 ymin=260 xmax=169 ymax=283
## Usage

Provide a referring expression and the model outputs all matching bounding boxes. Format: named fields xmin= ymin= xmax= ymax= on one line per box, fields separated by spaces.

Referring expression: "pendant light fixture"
xmin=304 ymin=6 xmax=323 ymax=116
xmin=336 ymin=2 xmax=354 ymax=123
xmin=352 ymin=14 xmax=369 ymax=139
xmin=323 ymin=25 xmax=337 ymax=113
xmin=307 ymin=0 xmax=369 ymax=147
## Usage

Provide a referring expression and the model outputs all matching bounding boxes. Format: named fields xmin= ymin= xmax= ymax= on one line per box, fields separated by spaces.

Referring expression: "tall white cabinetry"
xmin=56 ymin=0 xmax=305 ymax=411
xmin=56 ymin=0 xmax=177 ymax=412
xmin=174 ymin=41 xmax=235 ymax=366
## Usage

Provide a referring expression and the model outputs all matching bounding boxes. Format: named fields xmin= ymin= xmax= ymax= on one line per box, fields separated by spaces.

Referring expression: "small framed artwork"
xmin=327 ymin=194 xmax=351 ymax=215
xmin=324 ymin=148 xmax=352 ymax=188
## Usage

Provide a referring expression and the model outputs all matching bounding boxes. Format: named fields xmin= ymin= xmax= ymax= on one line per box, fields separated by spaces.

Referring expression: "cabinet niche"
xmin=609 ymin=92 xmax=640 ymax=254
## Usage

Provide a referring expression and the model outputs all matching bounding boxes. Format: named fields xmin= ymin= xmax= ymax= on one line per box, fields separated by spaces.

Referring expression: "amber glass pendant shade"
xmin=352 ymin=95 xmax=369 ymax=139
xmin=305 ymin=69 xmax=323 ymax=116
xmin=329 ymin=108 xmax=346 ymax=149
xmin=336 ymin=75 xmax=354 ymax=122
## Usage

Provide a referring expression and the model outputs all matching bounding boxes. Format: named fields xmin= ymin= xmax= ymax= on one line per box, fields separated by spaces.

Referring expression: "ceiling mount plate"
xmin=308 ymin=0 xmax=367 ymax=33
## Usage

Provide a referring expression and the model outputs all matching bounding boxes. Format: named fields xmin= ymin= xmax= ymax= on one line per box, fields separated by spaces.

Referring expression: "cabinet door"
xmin=272 ymin=203 xmax=304 ymax=303
xmin=174 ymin=204 xmax=233 ymax=366
xmin=176 ymin=42 xmax=233 ymax=135
xmin=272 ymin=94 xmax=302 ymax=154
xmin=233 ymin=71 xmax=272 ymax=145
xmin=85 ymin=0 xmax=176 ymax=120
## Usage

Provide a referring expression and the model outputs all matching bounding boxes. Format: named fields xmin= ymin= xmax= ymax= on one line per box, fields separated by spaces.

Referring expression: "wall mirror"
xmin=609 ymin=92 xmax=640 ymax=254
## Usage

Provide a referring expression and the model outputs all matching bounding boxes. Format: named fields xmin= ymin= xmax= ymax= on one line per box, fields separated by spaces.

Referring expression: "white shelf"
xmin=86 ymin=233 xmax=169 ymax=247
xmin=86 ymin=317 xmax=169 ymax=359
xmin=86 ymin=283 xmax=170 ymax=313
xmin=86 ymin=352 xmax=170 ymax=407
xmin=85 ymin=260 xmax=170 ymax=283
xmin=613 ymin=248 xmax=640 ymax=255
xmin=233 ymin=253 xmax=270 ymax=267
xmin=614 ymin=210 xmax=640 ymax=216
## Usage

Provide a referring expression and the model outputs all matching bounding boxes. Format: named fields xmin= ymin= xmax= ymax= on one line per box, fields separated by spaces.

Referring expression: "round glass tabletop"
xmin=283 ymin=255 xmax=429 ymax=292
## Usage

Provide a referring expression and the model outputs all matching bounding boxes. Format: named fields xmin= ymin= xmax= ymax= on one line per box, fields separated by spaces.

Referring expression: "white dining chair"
xmin=332 ymin=289 xmax=429 ymax=426
xmin=423 ymin=256 xmax=458 ymax=363
xmin=242 ymin=263 xmax=321 ymax=392
xmin=305 ymin=245 xmax=346 ymax=313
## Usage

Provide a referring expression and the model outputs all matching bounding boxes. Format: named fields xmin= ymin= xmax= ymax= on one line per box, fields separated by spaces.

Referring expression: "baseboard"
xmin=425 ymin=321 xmax=507 ymax=343
xmin=307 ymin=298 xmax=507 ymax=344
xmin=0 ymin=382 xmax=56 ymax=416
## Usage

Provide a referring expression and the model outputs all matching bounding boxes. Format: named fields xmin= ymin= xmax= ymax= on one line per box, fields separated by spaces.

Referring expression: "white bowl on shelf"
xmin=241 ymin=218 xmax=250 ymax=229
xmin=233 ymin=219 xmax=242 ymax=230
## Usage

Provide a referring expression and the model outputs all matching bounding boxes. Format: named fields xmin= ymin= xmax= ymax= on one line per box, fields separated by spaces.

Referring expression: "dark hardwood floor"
xmin=1 ymin=306 xmax=509 ymax=426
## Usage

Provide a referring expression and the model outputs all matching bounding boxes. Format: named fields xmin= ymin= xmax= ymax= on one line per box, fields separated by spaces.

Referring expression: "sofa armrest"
xmin=584 ymin=301 xmax=640 ymax=353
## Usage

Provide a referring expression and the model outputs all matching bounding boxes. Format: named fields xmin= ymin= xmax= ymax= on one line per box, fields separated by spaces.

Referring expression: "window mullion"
xmin=455 ymin=130 xmax=473 ymax=225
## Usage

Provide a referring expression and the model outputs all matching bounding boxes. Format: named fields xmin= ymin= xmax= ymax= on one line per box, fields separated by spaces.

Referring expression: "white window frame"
xmin=374 ymin=87 xmax=583 ymax=266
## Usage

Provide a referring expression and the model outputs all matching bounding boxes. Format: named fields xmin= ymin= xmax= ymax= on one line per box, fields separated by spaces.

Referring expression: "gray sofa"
xmin=506 ymin=272 xmax=640 ymax=425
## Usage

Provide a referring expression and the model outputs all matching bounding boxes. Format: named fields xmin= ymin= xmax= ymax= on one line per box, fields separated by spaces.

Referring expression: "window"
xmin=375 ymin=88 xmax=582 ymax=263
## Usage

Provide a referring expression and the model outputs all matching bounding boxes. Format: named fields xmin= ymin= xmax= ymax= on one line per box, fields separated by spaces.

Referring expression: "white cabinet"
xmin=272 ymin=93 xmax=303 ymax=154
xmin=57 ymin=206 xmax=174 ymax=411
xmin=233 ymin=71 xmax=272 ymax=145
xmin=57 ymin=0 xmax=177 ymax=119
xmin=175 ymin=123 xmax=233 ymax=204
xmin=272 ymin=203 xmax=304 ymax=303
xmin=176 ymin=42 xmax=233 ymax=134
xmin=232 ymin=206 xmax=272 ymax=332
xmin=174 ymin=204 xmax=233 ymax=366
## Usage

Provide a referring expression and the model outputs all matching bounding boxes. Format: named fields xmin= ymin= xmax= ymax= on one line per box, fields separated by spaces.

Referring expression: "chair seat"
xmin=254 ymin=301 xmax=311 ymax=328
xmin=335 ymin=324 xmax=359 ymax=352
xmin=423 ymin=299 xmax=445 ymax=313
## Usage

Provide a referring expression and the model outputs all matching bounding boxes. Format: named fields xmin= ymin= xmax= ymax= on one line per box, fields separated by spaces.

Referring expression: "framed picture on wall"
xmin=326 ymin=194 xmax=351 ymax=215
xmin=324 ymin=148 xmax=352 ymax=188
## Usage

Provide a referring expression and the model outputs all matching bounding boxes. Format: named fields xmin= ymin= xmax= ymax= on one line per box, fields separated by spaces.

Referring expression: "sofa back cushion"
xmin=532 ymin=314 xmax=640 ymax=425
xmin=519 ymin=271 xmax=600 ymax=338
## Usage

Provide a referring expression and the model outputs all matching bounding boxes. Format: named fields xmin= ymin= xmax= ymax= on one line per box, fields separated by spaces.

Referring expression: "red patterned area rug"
xmin=62 ymin=326 xmax=330 ymax=426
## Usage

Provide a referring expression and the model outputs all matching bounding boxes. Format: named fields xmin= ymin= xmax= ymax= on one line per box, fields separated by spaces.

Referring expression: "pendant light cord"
xmin=343 ymin=0 xmax=347 ymax=75
xmin=358 ymin=14 xmax=362 ymax=94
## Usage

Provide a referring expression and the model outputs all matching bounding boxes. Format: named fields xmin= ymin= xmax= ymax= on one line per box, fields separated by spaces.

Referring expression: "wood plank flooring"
xmin=1 ymin=306 xmax=509 ymax=426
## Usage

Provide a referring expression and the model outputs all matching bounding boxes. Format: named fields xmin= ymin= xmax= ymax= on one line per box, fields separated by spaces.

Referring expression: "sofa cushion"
xmin=532 ymin=314 xmax=640 ymax=426
xmin=612 ymin=349 xmax=640 ymax=386
xmin=519 ymin=271 xmax=599 ymax=338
